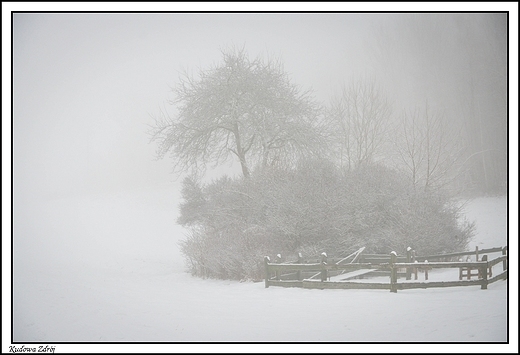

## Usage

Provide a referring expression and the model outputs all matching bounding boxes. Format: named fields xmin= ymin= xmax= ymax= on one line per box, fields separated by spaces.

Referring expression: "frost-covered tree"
xmin=149 ymin=46 xmax=326 ymax=178
xmin=178 ymin=160 xmax=474 ymax=280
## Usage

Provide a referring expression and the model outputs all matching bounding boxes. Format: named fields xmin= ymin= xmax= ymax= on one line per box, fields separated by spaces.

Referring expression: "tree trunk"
xmin=233 ymin=123 xmax=250 ymax=178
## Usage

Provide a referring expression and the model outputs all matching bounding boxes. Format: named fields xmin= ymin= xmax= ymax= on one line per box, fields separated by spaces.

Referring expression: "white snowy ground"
xmin=9 ymin=188 xmax=516 ymax=352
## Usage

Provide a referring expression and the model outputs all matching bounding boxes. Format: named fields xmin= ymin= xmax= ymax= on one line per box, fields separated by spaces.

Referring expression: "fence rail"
xmin=414 ymin=246 xmax=506 ymax=262
xmin=264 ymin=246 xmax=507 ymax=292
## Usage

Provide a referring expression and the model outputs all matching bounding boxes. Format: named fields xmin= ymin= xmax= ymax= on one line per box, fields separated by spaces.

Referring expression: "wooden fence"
xmin=264 ymin=246 xmax=507 ymax=292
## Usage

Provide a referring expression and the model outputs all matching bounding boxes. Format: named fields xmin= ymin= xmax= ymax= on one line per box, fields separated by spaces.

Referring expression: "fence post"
xmin=390 ymin=251 xmax=398 ymax=293
xmin=480 ymin=255 xmax=488 ymax=290
xmin=475 ymin=246 xmax=479 ymax=261
xmin=424 ymin=260 xmax=429 ymax=281
xmin=412 ymin=250 xmax=418 ymax=280
xmin=502 ymin=246 xmax=507 ymax=271
xmin=264 ymin=256 xmax=271 ymax=288
xmin=406 ymin=247 xmax=412 ymax=280
xmin=297 ymin=252 xmax=303 ymax=281
xmin=320 ymin=252 xmax=328 ymax=282
xmin=275 ymin=254 xmax=282 ymax=280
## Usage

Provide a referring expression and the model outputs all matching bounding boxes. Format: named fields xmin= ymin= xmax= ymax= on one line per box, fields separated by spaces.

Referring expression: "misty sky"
xmin=7 ymin=6 xmax=518 ymax=204
xmin=11 ymin=13 xmax=385 ymax=198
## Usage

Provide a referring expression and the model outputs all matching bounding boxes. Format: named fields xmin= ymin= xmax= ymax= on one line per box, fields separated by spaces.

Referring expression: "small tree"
xmin=327 ymin=78 xmax=392 ymax=170
xmin=393 ymin=104 xmax=466 ymax=193
xmin=149 ymin=46 xmax=326 ymax=178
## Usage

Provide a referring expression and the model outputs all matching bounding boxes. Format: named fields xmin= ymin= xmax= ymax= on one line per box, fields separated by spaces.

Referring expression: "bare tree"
xmin=456 ymin=14 xmax=507 ymax=193
xmin=394 ymin=104 xmax=466 ymax=193
xmin=327 ymin=78 xmax=392 ymax=170
xmin=372 ymin=14 xmax=507 ymax=194
xmin=149 ymin=46 xmax=326 ymax=179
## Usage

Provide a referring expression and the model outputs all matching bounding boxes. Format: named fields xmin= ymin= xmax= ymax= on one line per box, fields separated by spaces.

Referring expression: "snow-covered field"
xmin=9 ymin=188 xmax=515 ymax=352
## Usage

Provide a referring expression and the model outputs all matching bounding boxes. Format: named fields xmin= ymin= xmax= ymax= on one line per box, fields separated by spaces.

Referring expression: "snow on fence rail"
xmin=264 ymin=246 xmax=507 ymax=292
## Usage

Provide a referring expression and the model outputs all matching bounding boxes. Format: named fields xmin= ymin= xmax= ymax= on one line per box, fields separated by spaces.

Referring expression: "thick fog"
xmin=11 ymin=12 xmax=512 ymax=203
xmin=11 ymin=13 xmax=386 ymax=200
xmin=6 ymin=6 xmax=517 ymax=350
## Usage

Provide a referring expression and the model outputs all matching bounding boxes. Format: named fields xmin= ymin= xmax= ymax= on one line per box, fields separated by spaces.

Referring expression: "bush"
xmin=178 ymin=160 xmax=475 ymax=280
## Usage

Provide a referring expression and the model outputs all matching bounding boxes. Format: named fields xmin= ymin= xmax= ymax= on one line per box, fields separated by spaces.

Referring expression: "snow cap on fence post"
xmin=320 ymin=252 xmax=327 ymax=264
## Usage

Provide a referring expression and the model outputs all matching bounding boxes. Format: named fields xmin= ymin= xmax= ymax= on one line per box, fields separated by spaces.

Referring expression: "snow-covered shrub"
xmin=178 ymin=160 xmax=474 ymax=280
